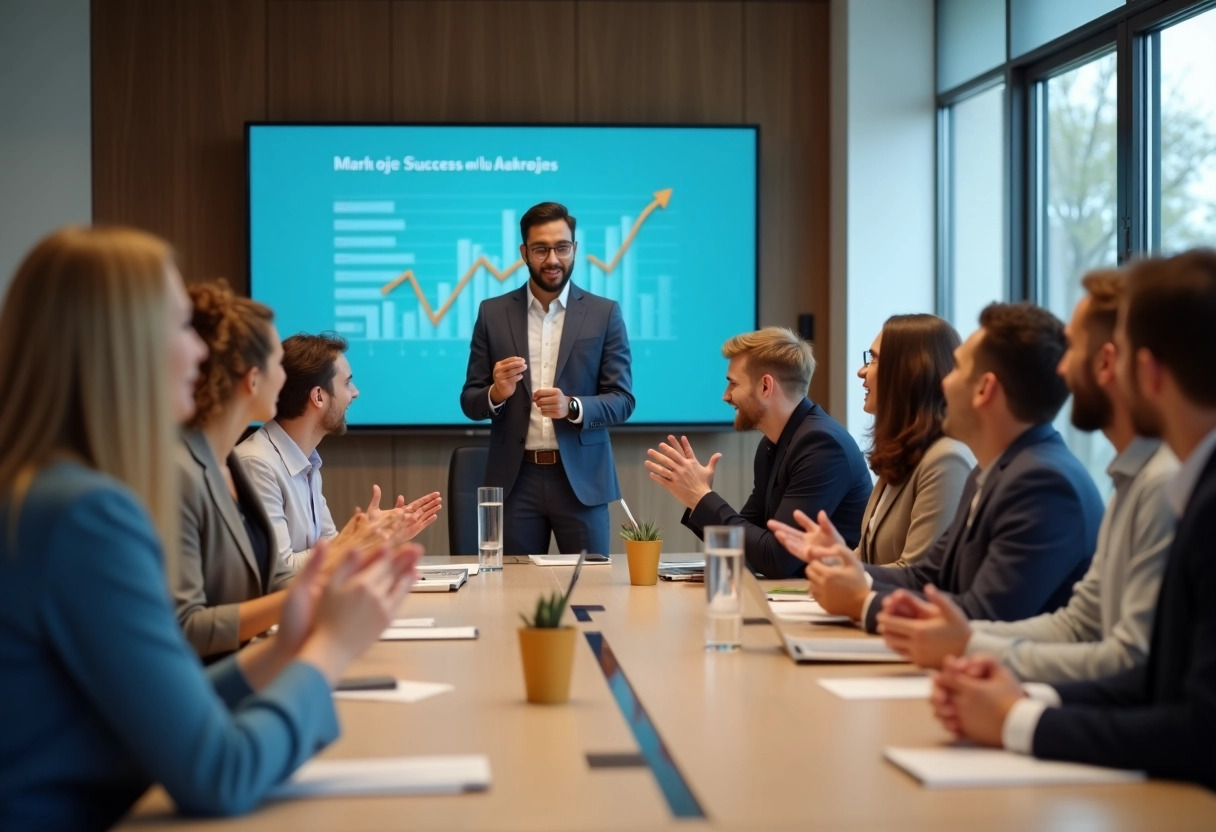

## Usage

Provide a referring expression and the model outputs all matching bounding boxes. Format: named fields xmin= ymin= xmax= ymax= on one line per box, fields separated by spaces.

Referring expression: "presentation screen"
xmin=247 ymin=123 xmax=758 ymax=428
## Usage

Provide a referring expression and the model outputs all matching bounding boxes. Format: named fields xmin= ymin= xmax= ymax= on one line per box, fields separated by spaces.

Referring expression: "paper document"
xmin=380 ymin=626 xmax=478 ymax=641
xmin=789 ymin=637 xmax=905 ymax=662
xmin=769 ymin=599 xmax=851 ymax=624
xmin=335 ymin=679 xmax=453 ymax=704
xmin=884 ymin=747 xmax=1145 ymax=788
xmin=818 ymin=676 xmax=932 ymax=700
xmin=528 ymin=554 xmax=611 ymax=567
xmin=658 ymin=557 xmax=705 ymax=568
xmin=390 ymin=618 xmax=435 ymax=628
xmin=418 ymin=563 xmax=479 ymax=576
xmin=273 ymin=755 xmax=491 ymax=799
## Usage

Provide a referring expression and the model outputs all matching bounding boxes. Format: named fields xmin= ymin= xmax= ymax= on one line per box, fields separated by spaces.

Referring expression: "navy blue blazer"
xmin=460 ymin=282 xmax=635 ymax=507
xmin=864 ymin=422 xmax=1103 ymax=633
xmin=683 ymin=398 xmax=873 ymax=578
xmin=1033 ymin=445 xmax=1216 ymax=790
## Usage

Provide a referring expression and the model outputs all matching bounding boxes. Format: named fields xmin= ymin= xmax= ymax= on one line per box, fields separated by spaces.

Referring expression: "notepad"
xmin=380 ymin=626 xmax=478 ymax=641
xmin=272 ymin=755 xmax=491 ymax=799
xmin=789 ymin=637 xmax=905 ymax=662
xmin=412 ymin=568 xmax=469 ymax=592
xmin=528 ymin=554 xmax=611 ymax=566
xmin=769 ymin=599 xmax=851 ymax=624
xmin=884 ymin=746 xmax=1145 ymax=788
xmin=818 ymin=676 xmax=932 ymax=700
xmin=334 ymin=679 xmax=453 ymax=704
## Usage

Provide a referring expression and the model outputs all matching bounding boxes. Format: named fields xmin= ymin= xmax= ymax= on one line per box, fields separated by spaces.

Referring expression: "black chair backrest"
xmin=447 ymin=445 xmax=490 ymax=556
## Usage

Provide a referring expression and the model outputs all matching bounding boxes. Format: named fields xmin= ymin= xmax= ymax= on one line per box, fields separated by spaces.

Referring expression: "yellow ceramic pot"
xmin=624 ymin=539 xmax=663 ymax=586
xmin=518 ymin=626 xmax=577 ymax=704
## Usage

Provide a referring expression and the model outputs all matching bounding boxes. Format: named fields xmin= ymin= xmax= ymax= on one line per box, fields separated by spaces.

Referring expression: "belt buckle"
xmin=533 ymin=449 xmax=558 ymax=465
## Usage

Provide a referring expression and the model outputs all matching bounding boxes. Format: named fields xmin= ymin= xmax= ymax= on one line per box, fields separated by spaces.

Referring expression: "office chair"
xmin=447 ymin=445 xmax=489 ymax=556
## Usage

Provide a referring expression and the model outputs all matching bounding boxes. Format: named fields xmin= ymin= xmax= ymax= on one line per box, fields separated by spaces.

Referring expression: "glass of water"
xmin=477 ymin=486 xmax=503 ymax=572
xmin=704 ymin=525 xmax=744 ymax=651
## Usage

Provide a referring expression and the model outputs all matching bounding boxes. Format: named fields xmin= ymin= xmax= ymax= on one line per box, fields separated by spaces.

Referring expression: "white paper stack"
xmin=272 ymin=755 xmax=491 ymax=799
xmin=884 ymin=747 xmax=1145 ymax=788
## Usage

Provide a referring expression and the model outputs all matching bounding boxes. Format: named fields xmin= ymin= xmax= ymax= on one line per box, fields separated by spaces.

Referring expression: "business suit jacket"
xmin=460 ymin=282 xmax=635 ymax=507
xmin=684 ymin=397 xmax=873 ymax=579
xmin=174 ymin=430 xmax=291 ymax=658
xmin=1032 ymin=447 xmax=1216 ymax=790
xmin=863 ymin=422 xmax=1103 ymax=633
xmin=0 ymin=462 xmax=337 ymax=829
xmin=858 ymin=436 xmax=976 ymax=567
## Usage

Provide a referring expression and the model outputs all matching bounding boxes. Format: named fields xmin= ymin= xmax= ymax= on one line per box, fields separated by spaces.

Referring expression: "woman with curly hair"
xmin=174 ymin=280 xmax=293 ymax=660
xmin=771 ymin=314 xmax=975 ymax=567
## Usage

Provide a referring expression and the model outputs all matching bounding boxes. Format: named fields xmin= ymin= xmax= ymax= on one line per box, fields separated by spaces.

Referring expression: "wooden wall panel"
xmin=745 ymin=1 xmax=832 ymax=406
xmin=392 ymin=1 xmax=577 ymax=122
xmin=92 ymin=0 xmax=266 ymax=292
xmin=268 ymin=1 xmax=393 ymax=121
xmin=576 ymin=1 xmax=744 ymax=123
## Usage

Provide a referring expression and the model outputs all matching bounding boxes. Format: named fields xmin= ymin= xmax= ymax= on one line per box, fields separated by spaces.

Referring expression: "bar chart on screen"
xmin=326 ymin=189 xmax=677 ymax=344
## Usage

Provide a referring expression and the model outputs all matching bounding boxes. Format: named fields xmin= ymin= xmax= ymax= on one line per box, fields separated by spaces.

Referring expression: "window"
xmin=1035 ymin=50 xmax=1119 ymax=492
xmin=943 ymin=84 xmax=1006 ymax=337
xmin=1147 ymin=5 xmax=1216 ymax=253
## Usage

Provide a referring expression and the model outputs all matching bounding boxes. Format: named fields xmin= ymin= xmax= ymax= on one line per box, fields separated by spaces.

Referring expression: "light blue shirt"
xmin=0 ymin=461 xmax=338 ymax=828
xmin=236 ymin=420 xmax=338 ymax=572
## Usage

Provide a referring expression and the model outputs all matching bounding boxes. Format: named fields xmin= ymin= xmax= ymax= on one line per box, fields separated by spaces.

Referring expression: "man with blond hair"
xmin=647 ymin=326 xmax=871 ymax=577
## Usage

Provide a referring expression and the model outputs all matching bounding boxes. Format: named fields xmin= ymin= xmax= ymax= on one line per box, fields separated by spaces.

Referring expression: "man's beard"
xmin=528 ymin=259 xmax=572 ymax=295
xmin=321 ymin=401 xmax=348 ymax=436
xmin=733 ymin=401 xmax=762 ymax=432
xmin=1068 ymin=364 xmax=1113 ymax=433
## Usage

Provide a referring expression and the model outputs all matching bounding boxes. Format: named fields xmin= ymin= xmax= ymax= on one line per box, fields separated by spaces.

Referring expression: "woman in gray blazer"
xmin=853 ymin=314 xmax=975 ymax=566
xmin=174 ymin=281 xmax=292 ymax=659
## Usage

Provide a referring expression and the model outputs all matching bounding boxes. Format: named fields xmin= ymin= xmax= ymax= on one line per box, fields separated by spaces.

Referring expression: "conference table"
xmin=122 ymin=556 xmax=1216 ymax=831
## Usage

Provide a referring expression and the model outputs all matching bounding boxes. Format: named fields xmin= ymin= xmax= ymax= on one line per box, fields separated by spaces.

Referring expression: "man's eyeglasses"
xmin=862 ymin=349 xmax=878 ymax=367
xmin=527 ymin=242 xmax=576 ymax=261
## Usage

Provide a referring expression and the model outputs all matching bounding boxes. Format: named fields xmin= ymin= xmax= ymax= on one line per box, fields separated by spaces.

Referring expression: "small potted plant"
xmin=518 ymin=588 xmax=578 ymax=704
xmin=620 ymin=519 xmax=663 ymax=586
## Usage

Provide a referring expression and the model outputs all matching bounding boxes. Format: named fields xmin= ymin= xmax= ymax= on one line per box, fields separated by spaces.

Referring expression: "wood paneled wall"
xmin=92 ymin=0 xmax=830 ymax=556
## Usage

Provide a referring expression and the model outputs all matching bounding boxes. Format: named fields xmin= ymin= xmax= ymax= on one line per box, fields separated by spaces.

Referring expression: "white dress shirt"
xmin=488 ymin=280 xmax=582 ymax=446
xmin=234 ymin=420 xmax=337 ymax=572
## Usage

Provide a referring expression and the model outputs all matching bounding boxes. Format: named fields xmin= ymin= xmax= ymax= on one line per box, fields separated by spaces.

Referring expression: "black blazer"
xmin=1033 ymin=444 xmax=1216 ymax=790
xmin=683 ymin=398 xmax=872 ymax=578
xmin=864 ymin=422 xmax=1103 ymax=633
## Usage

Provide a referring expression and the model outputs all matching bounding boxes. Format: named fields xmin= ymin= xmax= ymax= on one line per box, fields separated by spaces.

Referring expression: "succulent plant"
xmin=619 ymin=519 xmax=663 ymax=542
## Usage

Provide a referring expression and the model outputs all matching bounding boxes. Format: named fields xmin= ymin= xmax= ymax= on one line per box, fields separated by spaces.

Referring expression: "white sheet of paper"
xmin=770 ymin=599 xmax=852 ymax=624
xmin=884 ymin=746 xmax=1145 ymax=788
xmin=334 ymin=680 xmax=453 ymax=704
xmin=380 ymin=626 xmax=478 ymax=641
xmin=528 ymin=554 xmax=611 ymax=566
xmin=418 ymin=563 xmax=479 ymax=576
xmin=658 ymin=557 xmax=705 ymax=568
xmin=818 ymin=676 xmax=932 ymax=700
xmin=272 ymin=755 xmax=491 ymax=799
xmin=789 ymin=637 xmax=906 ymax=662
xmin=389 ymin=618 xmax=435 ymax=628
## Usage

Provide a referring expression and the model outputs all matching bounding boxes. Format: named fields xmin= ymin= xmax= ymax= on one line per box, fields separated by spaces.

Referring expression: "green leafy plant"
xmin=619 ymin=519 xmax=663 ymax=542
xmin=520 ymin=589 xmax=571 ymax=629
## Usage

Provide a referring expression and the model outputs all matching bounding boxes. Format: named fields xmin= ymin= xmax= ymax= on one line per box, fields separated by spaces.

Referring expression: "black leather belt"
xmin=523 ymin=449 xmax=561 ymax=465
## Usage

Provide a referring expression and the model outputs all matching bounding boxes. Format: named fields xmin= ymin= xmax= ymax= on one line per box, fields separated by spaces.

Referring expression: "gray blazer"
xmin=174 ymin=430 xmax=291 ymax=658
xmin=858 ymin=436 xmax=976 ymax=567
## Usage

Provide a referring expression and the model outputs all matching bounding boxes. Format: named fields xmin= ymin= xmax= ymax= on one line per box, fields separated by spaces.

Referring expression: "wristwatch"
xmin=566 ymin=397 xmax=581 ymax=421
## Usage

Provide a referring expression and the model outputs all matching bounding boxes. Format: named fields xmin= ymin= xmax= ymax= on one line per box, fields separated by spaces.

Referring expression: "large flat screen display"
xmin=248 ymin=123 xmax=758 ymax=428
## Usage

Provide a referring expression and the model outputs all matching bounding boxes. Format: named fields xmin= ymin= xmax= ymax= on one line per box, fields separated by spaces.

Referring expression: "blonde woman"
xmin=0 ymin=227 xmax=419 ymax=828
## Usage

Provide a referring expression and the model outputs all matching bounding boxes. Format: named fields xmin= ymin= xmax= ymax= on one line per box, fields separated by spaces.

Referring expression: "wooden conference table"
xmin=122 ymin=556 xmax=1216 ymax=831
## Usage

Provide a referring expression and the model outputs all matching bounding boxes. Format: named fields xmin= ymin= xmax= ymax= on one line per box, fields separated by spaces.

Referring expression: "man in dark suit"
xmin=461 ymin=202 xmax=634 ymax=557
xmin=782 ymin=303 xmax=1103 ymax=632
xmin=929 ymin=250 xmax=1216 ymax=792
xmin=646 ymin=326 xmax=872 ymax=578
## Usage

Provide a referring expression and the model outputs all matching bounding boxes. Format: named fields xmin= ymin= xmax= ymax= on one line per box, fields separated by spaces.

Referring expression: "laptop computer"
xmin=742 ymin=570 xmax=905 ymax=663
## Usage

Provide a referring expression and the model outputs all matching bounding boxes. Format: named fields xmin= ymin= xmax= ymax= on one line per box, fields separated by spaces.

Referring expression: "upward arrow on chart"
xmin=585 ymin=188 xmax=673 ymax=274
xmin=378 ymin=187 xmax=673 ymax=327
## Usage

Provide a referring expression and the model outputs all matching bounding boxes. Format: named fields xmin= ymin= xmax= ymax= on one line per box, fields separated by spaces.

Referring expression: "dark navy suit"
xmin=461 ymin=282 xmax=634 ymax=556
xmin=863 ymin=422 xmax=1103 ymax=633
xmin=683 ymin=398 xmax=873 ymax=578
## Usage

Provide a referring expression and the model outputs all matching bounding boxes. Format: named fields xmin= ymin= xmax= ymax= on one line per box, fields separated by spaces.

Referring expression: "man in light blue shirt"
xmin=238 ymin=334 xmax=440 ymax=571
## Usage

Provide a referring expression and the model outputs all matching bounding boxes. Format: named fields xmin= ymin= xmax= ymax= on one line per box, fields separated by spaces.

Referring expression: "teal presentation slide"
xmin=248 ymin=124 xmax=757 ymax=427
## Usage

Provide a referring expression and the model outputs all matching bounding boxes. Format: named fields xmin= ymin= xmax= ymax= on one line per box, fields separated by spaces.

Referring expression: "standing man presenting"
xmin=461 ymin=202 xmax=634 ymax=557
